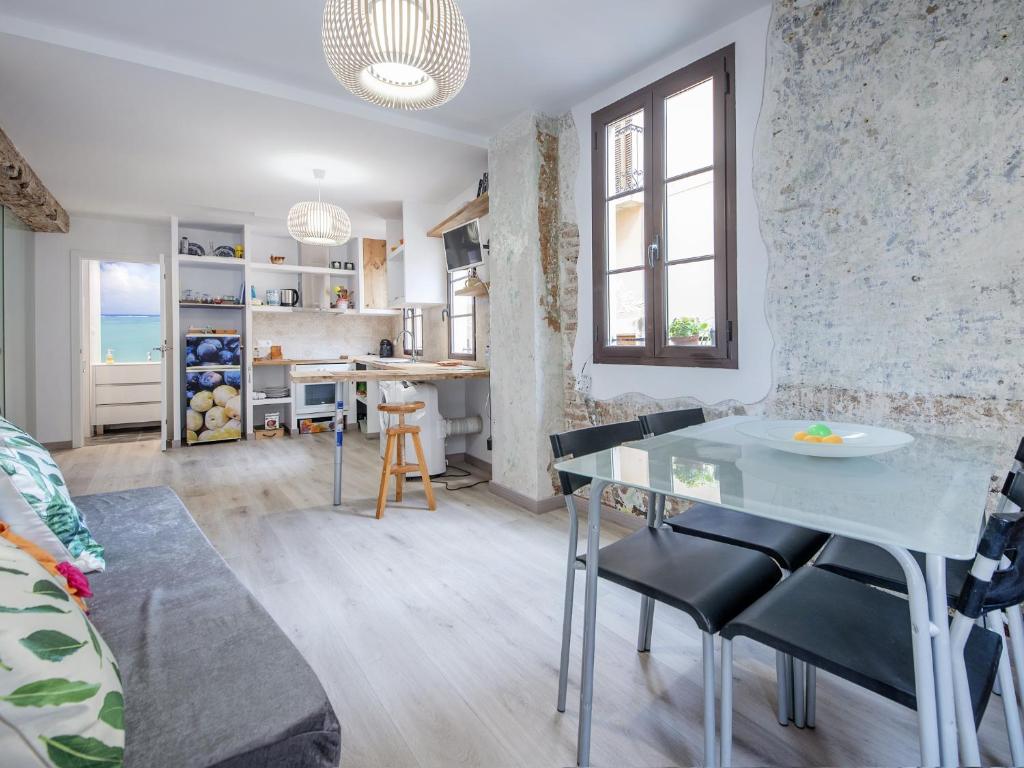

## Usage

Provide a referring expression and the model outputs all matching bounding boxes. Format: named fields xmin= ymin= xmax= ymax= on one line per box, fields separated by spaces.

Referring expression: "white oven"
xmin=292 ymin=363 xmax=355 ymax=419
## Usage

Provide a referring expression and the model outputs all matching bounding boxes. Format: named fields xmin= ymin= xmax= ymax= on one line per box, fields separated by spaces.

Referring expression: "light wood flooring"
xmin=54 ymin=434 xmax=1014 ymax=767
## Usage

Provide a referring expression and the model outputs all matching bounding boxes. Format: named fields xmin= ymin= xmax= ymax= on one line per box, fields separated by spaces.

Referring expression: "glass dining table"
xmin=553 ymin=415 xmax=1003 ymax=768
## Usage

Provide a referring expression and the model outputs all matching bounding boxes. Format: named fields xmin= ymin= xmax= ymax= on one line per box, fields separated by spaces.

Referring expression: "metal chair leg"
xmin=792 ymin=659 xmax=807 ymax=729
xmin=557 ymin=495 xmax=579 ymax=713
xmin=806 ymin=665 xmax=817 ymax=729
xmin=776 ymin=652 xmax=790 ymax=726
xmin=721 ymin=637 xmax=733 ymax=767
xmin=987 ymin=612 xmax=1024 ymax=764
xmin=1005 ymin=605 xmax=1024 ymax=706
xmin=703 ymin=632 xmax=718 ymax=768
xmin=637 ymin=596 xmax=653 ymax=652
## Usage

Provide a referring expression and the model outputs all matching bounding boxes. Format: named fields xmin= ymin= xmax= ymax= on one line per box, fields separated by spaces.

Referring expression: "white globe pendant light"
xmin=322 ymin=0 xmax=470 ymax=111
xmin=287 ymin=169 xmax=352 ymax=247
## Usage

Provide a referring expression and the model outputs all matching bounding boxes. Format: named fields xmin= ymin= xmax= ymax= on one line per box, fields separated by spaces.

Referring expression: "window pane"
xmin=606 ymin=192 xmax=644 ymax=271
xmin=665 ymin=260 xmax=715 ymax=347
xmin=451 ymin=290 xmax=473 ymax=316
xmin=607 ymin=270 xmax=645 ymax=345
xmin=606 ymin=110 xmax=644 ymax=196
xmin=666 ymin=170 xmax=714 ymax=262
xmin=451 ymin=316 xmax=474 ymax=356
xmin=665 ymin=78 xmax=713 ymax=178
xmin=413 ymin=315 xmax=423 ymax=350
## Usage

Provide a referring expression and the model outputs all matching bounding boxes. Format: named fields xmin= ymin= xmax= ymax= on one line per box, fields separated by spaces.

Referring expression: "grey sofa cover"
xmin=78 ymin=486 xmax=341 ymax=768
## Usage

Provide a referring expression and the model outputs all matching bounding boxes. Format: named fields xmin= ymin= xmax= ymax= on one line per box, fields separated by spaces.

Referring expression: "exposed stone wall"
xmin=757 ymin=0 xmax=1024 ymax=456
xmin=488 ymin=114 xmax=566 ymax=500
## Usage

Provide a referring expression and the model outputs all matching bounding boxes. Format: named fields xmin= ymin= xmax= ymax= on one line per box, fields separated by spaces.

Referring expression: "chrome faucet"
xmin=395 ymin=330 xmax=417 ymax=363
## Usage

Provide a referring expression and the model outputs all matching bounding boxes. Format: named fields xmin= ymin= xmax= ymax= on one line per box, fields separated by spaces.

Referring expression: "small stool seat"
xmin=376 ymin=401 xmax=436 ymax=519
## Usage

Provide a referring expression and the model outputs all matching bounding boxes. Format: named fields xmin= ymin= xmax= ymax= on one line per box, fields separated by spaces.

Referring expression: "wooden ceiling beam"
xmin=0 ymin=125 xmax=68 ymax=233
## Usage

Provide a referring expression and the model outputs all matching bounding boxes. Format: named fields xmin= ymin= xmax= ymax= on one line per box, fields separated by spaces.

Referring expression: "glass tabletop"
xmin=554 ymin=417 xmax=1002 ymax=560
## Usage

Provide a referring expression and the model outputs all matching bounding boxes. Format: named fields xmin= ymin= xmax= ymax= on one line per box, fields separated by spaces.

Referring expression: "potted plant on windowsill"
xmin=669 ymin=316 xmax=710 ymax=346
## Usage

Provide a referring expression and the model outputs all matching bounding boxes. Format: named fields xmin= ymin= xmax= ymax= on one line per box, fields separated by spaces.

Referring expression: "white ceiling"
xmin=0 ymin=0 xmax=768 ymax=230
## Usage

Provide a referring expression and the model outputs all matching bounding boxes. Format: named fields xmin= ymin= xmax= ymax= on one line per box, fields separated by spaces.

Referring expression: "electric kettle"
xmin=379 ymin=338 xmax=395 ymax=358
xmin=279 ymin=289 xmax=300 ymax=307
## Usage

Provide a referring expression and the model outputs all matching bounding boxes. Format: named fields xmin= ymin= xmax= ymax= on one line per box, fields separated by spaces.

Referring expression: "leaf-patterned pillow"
xmin=0 ymin=417 xmax=104 ymax=572
xmin=0 ymin=536 xmax=124 ymax=767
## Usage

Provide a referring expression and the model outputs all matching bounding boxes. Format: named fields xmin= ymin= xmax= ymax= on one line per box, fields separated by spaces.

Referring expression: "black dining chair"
xmin=551 ymin=420 xmax=783 ymax=766
xmin=718 ymin=469 xmax=1024 ymax=767
xmin=638 ymin=408 xmax=832 ymax=726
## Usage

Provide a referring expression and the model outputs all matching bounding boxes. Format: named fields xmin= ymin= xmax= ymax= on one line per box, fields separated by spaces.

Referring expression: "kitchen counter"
xmin=290 ymin=357 xmax=488 ymax=383
xmin=253 ymin=357 xmax=351 ymax=367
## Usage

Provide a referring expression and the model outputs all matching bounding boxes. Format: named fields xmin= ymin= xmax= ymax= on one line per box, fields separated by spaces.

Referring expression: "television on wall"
xmin=442 ymin=219 xmax=483 ymax=272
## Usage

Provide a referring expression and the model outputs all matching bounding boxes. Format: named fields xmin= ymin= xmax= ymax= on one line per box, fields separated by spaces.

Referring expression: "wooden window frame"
xmin=402 ymin=308 xmax=423 ymax=356
xmin=592 ymin=44 xmax=738 ymax=369
xmin=447 ymin=268 xmax=476 ymax=360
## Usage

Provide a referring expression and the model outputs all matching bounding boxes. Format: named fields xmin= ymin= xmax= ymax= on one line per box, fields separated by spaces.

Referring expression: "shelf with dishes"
xmin=180 ymin=301 xmax=245 ymax=309
xmin=248 ymin=262 xmax=356 ymax=277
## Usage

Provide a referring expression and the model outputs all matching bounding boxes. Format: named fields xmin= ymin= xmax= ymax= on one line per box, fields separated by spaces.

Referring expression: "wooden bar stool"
xmin=376 ymin=401 xmax=436 ymax=519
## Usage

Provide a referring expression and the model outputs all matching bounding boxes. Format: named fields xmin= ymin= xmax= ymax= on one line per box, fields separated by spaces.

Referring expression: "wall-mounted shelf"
xmin=179 ymin=302 xmax=244 ymax=309
xmin=177 ymin=254 xmax=245 ymax=269
xmin=252 ymin=397 xmax=292 ymax=406
xmin=248 ymin=262 xmax=357 ymax=277
xmin=427 ymin=192 xmax=488 ymax=237
xmin=251 ymin=306 xmax=356 ymax=315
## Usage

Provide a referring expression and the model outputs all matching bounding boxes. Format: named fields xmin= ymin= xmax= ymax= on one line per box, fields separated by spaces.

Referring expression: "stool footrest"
xmin=386 ymin=426 xmax=421 ymax=436
xmin=390 ymin=464 xmax=422 ymax=475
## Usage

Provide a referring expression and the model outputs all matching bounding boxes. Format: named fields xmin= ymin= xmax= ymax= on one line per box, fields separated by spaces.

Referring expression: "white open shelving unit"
xmin=169 ymin=217 xmax=397 ymax=446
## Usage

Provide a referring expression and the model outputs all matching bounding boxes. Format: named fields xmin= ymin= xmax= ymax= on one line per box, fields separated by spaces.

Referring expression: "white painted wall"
xmin=33 ymin=214 xmax=170 ymax=443
xmin=3 ymin=210 xmax=35 ymax=432
xmin=570 ymin=5 xmax=773 ymax=406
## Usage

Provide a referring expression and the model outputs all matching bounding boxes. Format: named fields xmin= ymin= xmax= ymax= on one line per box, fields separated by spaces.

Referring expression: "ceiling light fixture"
xmin=287 ymin=169 xmax=352 ymax=246
xmin=322 ymin=0 xmax=470 ymax=111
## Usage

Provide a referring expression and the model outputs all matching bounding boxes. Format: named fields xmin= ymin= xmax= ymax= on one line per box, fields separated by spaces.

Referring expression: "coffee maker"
xmin=379 ymin=338 xmax=394 ymax=358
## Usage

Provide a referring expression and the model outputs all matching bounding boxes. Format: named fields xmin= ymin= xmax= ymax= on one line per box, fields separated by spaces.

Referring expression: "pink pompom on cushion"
xmin=56 ymin=561 xmax=93 ymax=599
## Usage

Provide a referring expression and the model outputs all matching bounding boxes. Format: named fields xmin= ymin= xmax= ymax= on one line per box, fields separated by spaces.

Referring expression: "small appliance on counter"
xmin=379 ymin=338 xmax=395 ymax=358
xmin=279 ymin=289 xmax=300 ymax=307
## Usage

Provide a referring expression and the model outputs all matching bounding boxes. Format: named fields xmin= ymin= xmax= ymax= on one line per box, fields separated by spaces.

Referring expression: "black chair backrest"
xmin=550 ymin=421 xmax=645 ymax=496
xmin=955 ymin=469 xmax=1024 ymax=615
xmin=638 ymin=408 xmax=706 ymax=437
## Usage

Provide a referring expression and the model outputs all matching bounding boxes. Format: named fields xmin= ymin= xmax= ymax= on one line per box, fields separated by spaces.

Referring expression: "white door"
xmin=157 ymin=254 xmax=170 ymax=451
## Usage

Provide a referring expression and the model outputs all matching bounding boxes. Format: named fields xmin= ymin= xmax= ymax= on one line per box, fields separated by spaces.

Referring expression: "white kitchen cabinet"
xmin=387 ymin=202 xmax=447 ymax=307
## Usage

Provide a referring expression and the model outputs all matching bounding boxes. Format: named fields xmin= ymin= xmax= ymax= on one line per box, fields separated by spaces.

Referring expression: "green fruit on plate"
xmin=806 ymin=423 xmax=833 ymax=437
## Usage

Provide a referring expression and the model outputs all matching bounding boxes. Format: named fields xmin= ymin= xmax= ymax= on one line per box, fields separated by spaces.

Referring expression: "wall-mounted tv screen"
xmin=443 ymin=219 xmax=483 ymax=272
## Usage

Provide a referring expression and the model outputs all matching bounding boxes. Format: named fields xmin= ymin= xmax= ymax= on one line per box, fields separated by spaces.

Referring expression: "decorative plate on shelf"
xmin=213 ymin=245 xmax=236 ymax=259
xmin=187 ymin=242 xmax=206 ymax=256
xmin=735 ymin=419 xmax=914 ymax=458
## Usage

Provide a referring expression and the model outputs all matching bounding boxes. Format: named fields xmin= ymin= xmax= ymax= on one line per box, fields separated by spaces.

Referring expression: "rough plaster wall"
xmin=757 ymin=0 xmax=1024 ymax=455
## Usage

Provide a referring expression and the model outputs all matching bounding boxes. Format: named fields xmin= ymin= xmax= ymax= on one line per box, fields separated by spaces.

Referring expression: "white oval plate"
xmin=735 ymin=419 xmax=914 ymax=458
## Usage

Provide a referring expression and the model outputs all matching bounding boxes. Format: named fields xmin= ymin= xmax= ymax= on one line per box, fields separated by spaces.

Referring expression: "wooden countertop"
xmin=290 ymin=357 xmax=489 ymax=383
xmin=253 ymin=357 xmax=351 ymax=366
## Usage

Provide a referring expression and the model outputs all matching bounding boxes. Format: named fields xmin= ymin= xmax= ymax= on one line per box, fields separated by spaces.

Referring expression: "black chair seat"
xmin=577 ymin=528 xmax=782 ymax=634
xmin=665 ymin=503 xmax=830 ymax=571
xmin=814 ymin=536 xmax=971 ymax=603
xmin=723 ymin=567 xmax=1001 ymax=725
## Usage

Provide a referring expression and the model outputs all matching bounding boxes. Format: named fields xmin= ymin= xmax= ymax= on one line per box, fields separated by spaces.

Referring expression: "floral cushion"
xmin=0 ymin=536 xmax=124 ymax=767
xmin=0 ymin=418 xmax=104 ymax=572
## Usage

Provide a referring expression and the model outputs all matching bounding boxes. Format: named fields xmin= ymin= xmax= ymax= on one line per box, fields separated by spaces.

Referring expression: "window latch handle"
xmin=647 ymin=234 xmax=661 ymax=266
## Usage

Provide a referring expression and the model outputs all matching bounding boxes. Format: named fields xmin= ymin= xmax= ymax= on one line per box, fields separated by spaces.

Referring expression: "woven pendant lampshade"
xmin=322 ymin=0 xmax=470 ymax=111
xmin=287 ymin=170 xmax=352 ymax=247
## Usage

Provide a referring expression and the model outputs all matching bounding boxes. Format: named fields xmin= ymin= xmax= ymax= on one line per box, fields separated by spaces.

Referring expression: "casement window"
xmin=592 ymin=44 xmax=737 ymax=368
xmin=402 ymin=308 xmax=423 ymax=356
xmin=448 ymin=268 xmax=476 ymax=360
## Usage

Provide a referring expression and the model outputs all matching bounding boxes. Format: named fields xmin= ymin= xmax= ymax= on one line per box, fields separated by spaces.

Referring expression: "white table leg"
xmin=926 ymin=554 xmax=958 ymax=766
xmin=333 ymin=382 xmax=343 ymax=506
xmin=577 ymin=479 xmax=606 ymax=768
xmin=882 ymin=545 xmax=940 ymax=767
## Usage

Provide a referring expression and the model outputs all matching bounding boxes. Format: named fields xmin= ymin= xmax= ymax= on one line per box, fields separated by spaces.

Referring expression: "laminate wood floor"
xmin=54 ymin=435 xmax=1014 ymax=767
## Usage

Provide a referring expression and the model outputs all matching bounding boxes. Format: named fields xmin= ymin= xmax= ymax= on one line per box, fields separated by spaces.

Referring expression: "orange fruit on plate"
xmin=822 ymin=434 xmax=844 ymax=444
xmin=803 ymin=435 xmax=823 ymax=443
xmin=793 ymin=431 xmax=808 ymax=441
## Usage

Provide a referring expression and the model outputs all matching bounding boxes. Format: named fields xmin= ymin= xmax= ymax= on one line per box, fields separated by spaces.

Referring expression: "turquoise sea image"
xmin=101 ymin=315 xmax=161 ymax=363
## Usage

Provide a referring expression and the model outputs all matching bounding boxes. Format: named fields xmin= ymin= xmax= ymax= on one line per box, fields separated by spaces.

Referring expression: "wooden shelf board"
xmin=427 ymin=192 xmax=488 ymax=237
xmin=177 ymin=254 xmax=245 ymax=269
xmin=252 ymin=357 xmax=350 ymax=367
xmin=248 ymin=262 xmax=357 ymax=277
xmin=180 ymin=302 xmax=244 ymax=309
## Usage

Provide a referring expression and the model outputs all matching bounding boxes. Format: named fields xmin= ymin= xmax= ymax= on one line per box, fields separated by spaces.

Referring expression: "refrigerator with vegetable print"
xmin=183 ymin=334 xmax=243 ymax=444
